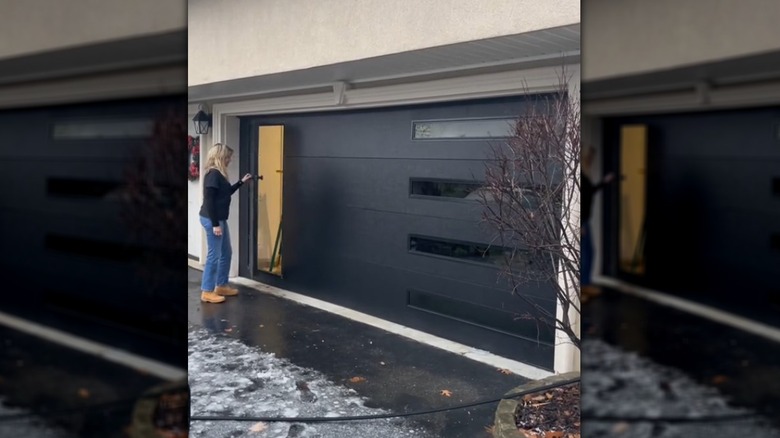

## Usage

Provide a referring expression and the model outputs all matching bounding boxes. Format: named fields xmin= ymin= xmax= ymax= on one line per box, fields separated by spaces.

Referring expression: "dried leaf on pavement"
xmin=612 ymin=422 xmax=630 ymax=434
xmin=77 ymin=388 xmax=90 ymax=398
xmin=497 ymin=368 xmax=513 ymax=375
xmin=349 ymin=376 xmax=366 ymax=383
xmin=440 ymin=389 xmax=453 ymax=397
xmin=518 ymin=428 xmax=541 ymax=438
xmin=249 ymin=422 xmax=268 ymax=433
xmin=712 ymin=375 xmax=729 ymax=385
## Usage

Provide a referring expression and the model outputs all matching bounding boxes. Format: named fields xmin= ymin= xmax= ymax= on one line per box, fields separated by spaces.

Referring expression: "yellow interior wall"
xmin=257 ymin=125 xmax=284 ymax=274
xmin=619 ymin=125 xmax=647 ymax=270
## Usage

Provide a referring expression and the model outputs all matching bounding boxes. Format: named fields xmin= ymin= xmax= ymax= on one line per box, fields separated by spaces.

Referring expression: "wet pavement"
xmin=582 ymin=286 xmax=780 ymax=436
xmin=189 ymin=325 xmax=433 ymax=437
xmin=0 ymin=324 xmax=168 ymax=437
xmin=187 ymin=268 xmax=529 ymax=437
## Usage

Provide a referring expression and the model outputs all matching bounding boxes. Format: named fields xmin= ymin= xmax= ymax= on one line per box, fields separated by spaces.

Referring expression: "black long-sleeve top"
xmin=581 ymin=174 xmax=606 ymax=224
xmin=199 ymin=169 xmax=243 ymax=226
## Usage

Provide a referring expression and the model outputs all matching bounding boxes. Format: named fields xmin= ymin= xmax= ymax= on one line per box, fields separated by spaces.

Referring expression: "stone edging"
xmin=494 ymin=371 xmax=580 ymax=438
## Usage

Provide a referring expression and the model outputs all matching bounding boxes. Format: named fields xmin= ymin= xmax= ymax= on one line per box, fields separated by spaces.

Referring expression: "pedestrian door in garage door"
xmin=256 ymin=125 xmax=285 ymax=276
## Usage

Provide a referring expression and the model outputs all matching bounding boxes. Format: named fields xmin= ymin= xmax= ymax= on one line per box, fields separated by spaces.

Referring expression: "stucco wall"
xmin=188 ymin=0 xmax=579 ymax=86
xmin=0 ymin=0 xmax=185 ymax=60
xmin=583 ymin=0 xmax=780 ymax=81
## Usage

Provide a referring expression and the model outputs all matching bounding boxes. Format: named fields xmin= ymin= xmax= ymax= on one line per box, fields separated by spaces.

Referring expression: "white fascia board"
xmin=212 ymin=65 xmax=577 ymax=118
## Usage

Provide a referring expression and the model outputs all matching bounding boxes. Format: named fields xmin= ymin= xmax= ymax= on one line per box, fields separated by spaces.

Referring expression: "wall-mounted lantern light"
xmin=193 ymin=103 xmax=212 ymax=135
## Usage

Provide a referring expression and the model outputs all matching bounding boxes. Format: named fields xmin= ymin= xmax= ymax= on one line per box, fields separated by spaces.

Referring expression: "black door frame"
xmin=238 ymin=116 xmax=287 ymax=284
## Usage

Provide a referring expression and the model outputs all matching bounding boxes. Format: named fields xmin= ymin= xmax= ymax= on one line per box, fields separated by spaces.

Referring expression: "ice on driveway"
xmin=581 ymin=339 xmax=780 ymax=438
xmin=188 ymin=325 xmax=433 ymax=438
xmin=0 ymin=399 xmax=76 ymax=438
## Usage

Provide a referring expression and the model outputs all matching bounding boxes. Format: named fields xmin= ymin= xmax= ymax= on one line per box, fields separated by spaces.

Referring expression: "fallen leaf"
xmin=518 ymin=428 xmax=541 ymax=438
xmin=612 ymin=422 xmax=630 ymax=434
xmin=528 ymin=394 xmax=546 ymax=402
xmin=77 ymin=388 xmax=90 ymax=399
xmin=349 ymin=376 xmax=366 ymax=383
xmin=497 ymin=368 xmax=513 ymax=375
xmin=712 ymin=375 xmax=728 ymax=385
xmin=546 ymin=392 xmax=553 ymax=399
xmin=440 ymin=389 xmax=453 ymax=397
xmin=249 ymin=422 xmax=268 ymax=433
xmin=224 ymin=328 xmax=233 ymax=333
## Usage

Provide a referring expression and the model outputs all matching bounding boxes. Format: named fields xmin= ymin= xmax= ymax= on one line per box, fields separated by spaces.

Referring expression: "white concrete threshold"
xmin=595 ymin=276 xmax=780 ymax=344
xmin=229 ymin=275 xmax=555 ymax=380
xmin=0 ymin=310 xmax=186 ymax=381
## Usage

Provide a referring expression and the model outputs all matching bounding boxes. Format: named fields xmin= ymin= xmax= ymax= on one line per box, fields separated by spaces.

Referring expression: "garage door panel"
xmin=652 ymin=108 xmax=780 ymax=159
xmin=304 ymin=255 xmax=555 ymax=369
xmin=287 ymin=156 xmax=491 ymax=222
xmin=658 ymin=158 xmax=780 ymax=213
xmin=286 ymin=184 xmax=552 ymax=297
xmin=281 ymin=98 xmax=536 ymax=160
xmin=0 ymin=160 xmax=129 ymax=208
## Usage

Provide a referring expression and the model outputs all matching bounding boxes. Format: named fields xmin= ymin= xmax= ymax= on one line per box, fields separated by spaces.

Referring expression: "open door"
xmin=618 ymin=124 xmax=647 ymax=276
xmin=256 ymin=125 xmax=284 ymax=276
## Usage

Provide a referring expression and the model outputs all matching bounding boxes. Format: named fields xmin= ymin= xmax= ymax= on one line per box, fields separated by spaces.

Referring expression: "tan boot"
xmin=582 ymin=285 xmax=603 ymax=299
xmin=201 ymin=291 xmax=225 ymax=303
xmin=215 ymin=285 xmax=239 ymax=297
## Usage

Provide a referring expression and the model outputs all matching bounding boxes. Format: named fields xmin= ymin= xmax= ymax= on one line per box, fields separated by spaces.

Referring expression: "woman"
xmin=199 ymin=143 xmax=253 ymax=303
xmin=581 ymin=146 xmax=614 ymax=299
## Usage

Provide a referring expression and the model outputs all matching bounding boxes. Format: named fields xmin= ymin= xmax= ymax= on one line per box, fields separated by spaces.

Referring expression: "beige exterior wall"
xmin=188 ymin=0 xmax=579 ymax=86
xmin=0 ymin=0 xmax=185 ymax=59
xmin=583 ymin=0 xmax=780 ymax=81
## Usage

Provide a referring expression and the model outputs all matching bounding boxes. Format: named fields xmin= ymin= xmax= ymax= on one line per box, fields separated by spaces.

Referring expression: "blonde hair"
xmin=582 ymin=145 xmax=595 ymax=169
xmin=205 ymin=143 xmax=234 ymax=178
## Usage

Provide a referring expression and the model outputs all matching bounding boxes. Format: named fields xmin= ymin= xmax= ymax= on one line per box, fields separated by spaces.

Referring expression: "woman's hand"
xmin=241 ymin=173 xmax=253 ymax=183
xmin=213 ymin=226 xmax=222 ymax=236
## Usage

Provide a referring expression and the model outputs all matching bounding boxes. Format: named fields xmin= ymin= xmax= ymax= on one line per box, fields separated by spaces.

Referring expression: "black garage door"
xmin=603 ymin=106 xmax=780 ymax=323
xmin=0 ymin=95 xmax=186 ymax=361
xmin=240 ymin=95 xmax=559 ymax=369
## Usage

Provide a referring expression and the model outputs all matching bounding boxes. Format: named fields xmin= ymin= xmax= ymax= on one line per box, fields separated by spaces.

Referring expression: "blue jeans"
xmin=581 ymin=221 xmax=593 ymax=286
xmin=200 ymin=216 xmax=232 ymax=292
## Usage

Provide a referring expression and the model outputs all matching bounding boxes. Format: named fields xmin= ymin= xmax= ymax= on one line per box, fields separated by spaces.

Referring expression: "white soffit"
xmin=188 ymin=24 xmax=580 ymax=103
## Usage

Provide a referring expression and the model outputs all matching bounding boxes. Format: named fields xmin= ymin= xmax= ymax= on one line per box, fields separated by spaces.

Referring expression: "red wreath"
xmin=188 ymin=135 xmax=200 ymax=181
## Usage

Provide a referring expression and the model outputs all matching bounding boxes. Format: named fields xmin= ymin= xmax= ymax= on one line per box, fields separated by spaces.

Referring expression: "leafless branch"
xmin=479 ymin=67 xmax=581 ymax=349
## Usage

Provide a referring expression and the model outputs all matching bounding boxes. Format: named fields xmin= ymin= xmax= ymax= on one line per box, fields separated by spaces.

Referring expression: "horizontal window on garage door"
xmin=409 ymin=234 xmax=533 ymax=268
xmin=52 ymin=118 xmax=154 ymax=140
xmin=412 ymin=117 xmax=516 ymax=140
xmin=409 ymin=178 xmax=483 ymax=200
